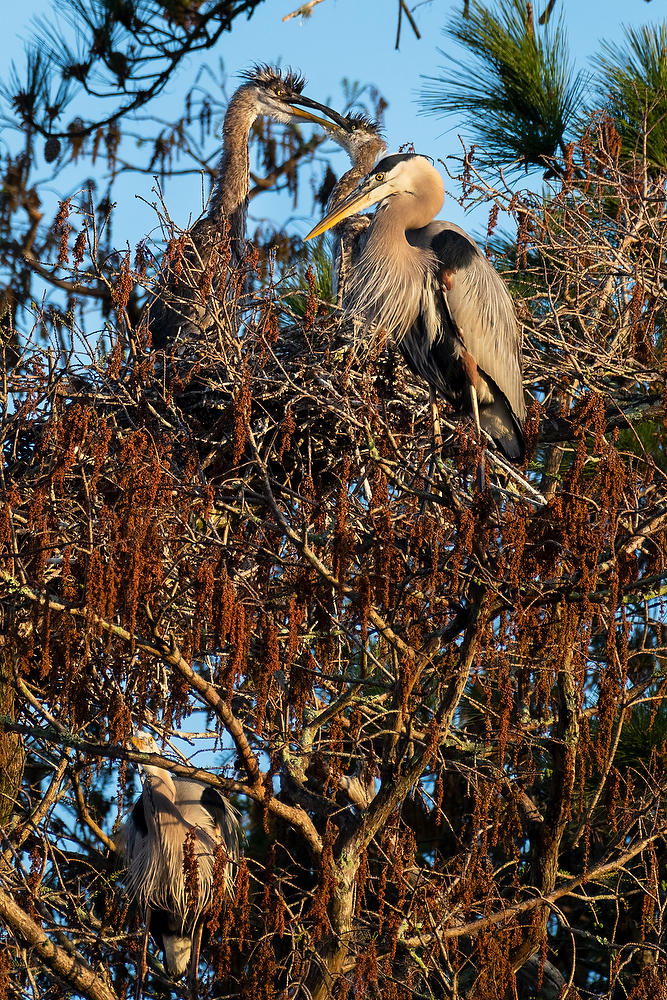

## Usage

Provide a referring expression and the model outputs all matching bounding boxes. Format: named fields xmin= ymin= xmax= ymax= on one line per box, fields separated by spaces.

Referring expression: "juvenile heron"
xmin=323 ymin=113 xmax=387 ymax=303
xmin=306 ymin=153 xmax=526 ymax=462
xmin=149 ymin=65 xmax=347 ymax=349
xmin=121 ymin=735 xmax=240 ymax=981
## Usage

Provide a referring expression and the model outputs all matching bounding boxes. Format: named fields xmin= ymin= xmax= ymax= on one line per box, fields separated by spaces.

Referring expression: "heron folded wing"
xmin=431 ymin=225 xmax=526 ymax=428
xmin=200 ymin=786 xmax=241 ymax=858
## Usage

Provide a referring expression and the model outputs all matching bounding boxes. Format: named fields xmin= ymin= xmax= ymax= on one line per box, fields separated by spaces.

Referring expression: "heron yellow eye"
xmin=275 ymin=88 xmax=283 ymax=96
xmin=375 ymin=172 xmax=385 ymax=182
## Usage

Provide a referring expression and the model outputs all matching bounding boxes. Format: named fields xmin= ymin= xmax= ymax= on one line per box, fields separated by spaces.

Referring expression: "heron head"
xmin=240 ymin=64 xmax=353 ymax=133
xmin=333 ymin=112 xmax=386 ymax=161
xmin=129 ymin=733 xmax=159 ymax=755
xmin=306 ymin=153 xmax=442 ymax=239
xmin=306 ymin=153 xmax=445 ymax=240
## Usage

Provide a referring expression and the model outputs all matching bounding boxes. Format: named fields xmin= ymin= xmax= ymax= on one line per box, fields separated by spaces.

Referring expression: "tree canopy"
xmin=1 ymin=2 xmax=667 ymax=999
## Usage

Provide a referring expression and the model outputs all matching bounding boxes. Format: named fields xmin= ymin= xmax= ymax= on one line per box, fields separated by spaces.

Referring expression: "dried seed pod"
xmin=44 ymin=136 xmax=61 ymax=163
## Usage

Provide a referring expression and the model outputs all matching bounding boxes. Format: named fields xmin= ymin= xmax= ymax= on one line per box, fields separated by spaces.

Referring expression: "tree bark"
xmin=0 ymin=645 xmax=24 ymax=828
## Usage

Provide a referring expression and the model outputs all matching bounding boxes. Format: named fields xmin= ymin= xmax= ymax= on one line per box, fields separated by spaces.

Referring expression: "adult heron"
xmin=305 ymin=153 xmax=526 ymax=462
xmin=149 ymin=65 xmax=347 ymax=349
xmin=120 ymin=734 xmax=240 ymax=982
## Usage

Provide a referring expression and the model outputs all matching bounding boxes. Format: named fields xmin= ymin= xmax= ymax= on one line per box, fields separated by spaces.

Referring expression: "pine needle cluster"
xmin=597 ymin=24 xmax=667 ymax=172
xmin=420 ymin=0 xmax=585 ymax=170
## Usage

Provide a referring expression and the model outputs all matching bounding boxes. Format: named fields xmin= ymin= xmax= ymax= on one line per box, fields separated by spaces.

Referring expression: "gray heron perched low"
xmin=120 ymin=734 xmax=240 ymax=983
xmin=148 ymin=65 xmax=350 ymax=349
xmin=305 ymin=153 xmax=526 ymax=463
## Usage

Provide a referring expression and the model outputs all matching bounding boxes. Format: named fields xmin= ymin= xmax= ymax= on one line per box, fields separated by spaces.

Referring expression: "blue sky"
xmin=2 ymin=1 xmax=663 ymax=253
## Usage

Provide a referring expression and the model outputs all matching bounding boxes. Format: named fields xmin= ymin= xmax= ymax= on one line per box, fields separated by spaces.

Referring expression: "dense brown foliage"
xmin=0 ymin=97 xmax=666 ymax=1000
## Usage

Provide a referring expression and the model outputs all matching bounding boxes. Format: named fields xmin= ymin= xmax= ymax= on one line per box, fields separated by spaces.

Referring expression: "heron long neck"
xmin=346 ymin=195 xmax=435 ymax=342
xmin=143 ymin=765 xmax=176 ymax=807
xmin=208 ymin=88 xmax=258 ymax=253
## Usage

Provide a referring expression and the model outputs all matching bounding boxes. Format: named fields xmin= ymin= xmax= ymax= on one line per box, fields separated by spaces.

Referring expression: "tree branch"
xmin=0 ymin=572 xmax=323 ymax=856
xmin=0 ymin=886 xmax=118 ymax=1000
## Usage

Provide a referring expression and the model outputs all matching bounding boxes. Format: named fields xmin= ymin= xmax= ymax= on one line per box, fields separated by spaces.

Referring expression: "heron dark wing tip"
xmin=200 ymin=785 xmax=241 ymax=851
xmin=130 ymin=795 xmax=148 ymax=837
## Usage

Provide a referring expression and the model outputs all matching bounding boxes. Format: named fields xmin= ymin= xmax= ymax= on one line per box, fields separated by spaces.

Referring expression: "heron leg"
xmin=420 ymin=389 xmax=442 ymax=515
xmin=469 ymin=384 xmax=486 ymax=491
xmin=187 ymin=922 xmax=203 ymax=996
xmin=135 ymin=907 xmax=151 ymax=1000
xmin=430 ymin=389 xmax=443 ymax=452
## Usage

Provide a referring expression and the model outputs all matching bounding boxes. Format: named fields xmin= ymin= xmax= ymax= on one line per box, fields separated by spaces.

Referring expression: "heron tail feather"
xmin=479 ymin=397 xmax=524 ymax=463
xmin=161 ymin=932 xmax=192 ymax=979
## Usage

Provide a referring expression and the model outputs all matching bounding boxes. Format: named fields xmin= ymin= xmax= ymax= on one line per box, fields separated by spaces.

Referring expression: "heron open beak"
xmin=305 ymin=179 xmax=388 ymax=241
xmin=285 ymin=97 xmax=351 ymax=134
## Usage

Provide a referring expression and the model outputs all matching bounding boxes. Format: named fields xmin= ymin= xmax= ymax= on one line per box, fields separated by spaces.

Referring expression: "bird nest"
xmin=122 ymin=262 xmax=538 ymax=518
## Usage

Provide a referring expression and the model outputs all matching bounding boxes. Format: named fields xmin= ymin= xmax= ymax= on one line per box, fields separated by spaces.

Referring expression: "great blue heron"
xmin=148 ymin=65 xmax=346 ymax=349
xmin=305 ymin=153 xmax=526 ymax=462
xmin=322 ymin=113 xmax=387 ymax=304
xmin=120 ymin=734 xmax=240 ymax=982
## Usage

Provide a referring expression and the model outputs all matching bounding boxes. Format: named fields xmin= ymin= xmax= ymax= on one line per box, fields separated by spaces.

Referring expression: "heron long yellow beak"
xmin=286 ymin=95 xmax=352 ymax=135
xmin=287 ymin=105 xmax=348 ymax=131
xmin=305 ymin=181 xmax=389 ymax=241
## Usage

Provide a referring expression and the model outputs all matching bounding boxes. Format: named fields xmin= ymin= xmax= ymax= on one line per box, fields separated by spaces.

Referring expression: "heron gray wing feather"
xmin=169 ymin=780 xmax=239 ymax=857
xmin=200 ymin=786 xmax=241 ymax=859
xmin=148 ymin=217 xmax=234 ymax=350
xmin=430 ymin=223 xmax=525 ymax=423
